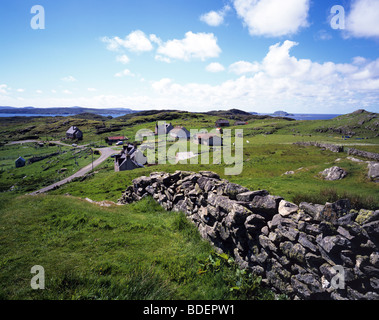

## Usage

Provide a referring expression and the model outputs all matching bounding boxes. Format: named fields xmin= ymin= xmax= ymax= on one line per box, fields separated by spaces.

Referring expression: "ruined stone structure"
xmin=118 ymin=171 xmax=379 ymax=300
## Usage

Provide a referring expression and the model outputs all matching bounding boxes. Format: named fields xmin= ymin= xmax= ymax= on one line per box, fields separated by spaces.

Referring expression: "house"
xmin=66 ymin=126 xmax=83 ymax=140
xmin=15 ymin=156 xmax=26 ymax=168
xmin=215 ymin=119 xmax=230 ymax=127
xmin=234 ymin=121 xmax=248 ymax=126
xmin=105 ymin=136 xmax=128 ymax=145
xmin=193 ymin=133 xmax=222 ymax=146
xmin=114 ymin=144 xmax=146 ymax=172
xmin=169 ymin=126 xmax=191 ymax=140
xmin=155 ymin=122 xmax=174 ymax=135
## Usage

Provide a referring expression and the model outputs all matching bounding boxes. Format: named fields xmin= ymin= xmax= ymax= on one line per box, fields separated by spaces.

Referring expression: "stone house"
xmin=114 ymin=144 xmax=146 ymax=172
xmin=168 ymin=126 xmax=191 ymax=140
xmin=66 ymin=126 xmax=83 ymax=140
xmin=15 ymin=156 xmax=26 ymax=168
xmin=193 ymin=133 xmax=222 ymax=146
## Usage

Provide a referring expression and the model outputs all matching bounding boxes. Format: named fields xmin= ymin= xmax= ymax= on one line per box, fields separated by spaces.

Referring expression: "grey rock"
xmin=250 ymin=195 xmax=283 ymax=218
xmin=236 ymin=190 xmax=269 ymax=202
xmin=278 ymin=200 xmax=299 ymax=217
xmin=223 ymin=183 xmax=249 ymax=200
xmin=259 ymin=235 xmax=278 ymax=252
xmin=370 ymin=252 xmax=379 ymax=268
xmin=362 ymin=220 xmax=379 ymax=239
xmin=317 ymin=235 xmax=351 ymax=254
xmin=320 ymin=166 xmax=347 ymax=181
xmin=367 ymin=162 xmax=379 ymax=182
xmin=298 ymin=232 xmax=318 ymax=253
xmin=300 ymin=202 xmax=325 ymax=221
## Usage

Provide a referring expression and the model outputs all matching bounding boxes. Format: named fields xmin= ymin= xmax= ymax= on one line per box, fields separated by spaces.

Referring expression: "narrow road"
xmin=29 ymin=147 xmax=118 ymax=195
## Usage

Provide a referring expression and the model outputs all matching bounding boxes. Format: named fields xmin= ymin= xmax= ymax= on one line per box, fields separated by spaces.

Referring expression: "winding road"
xmin=6 ymin=140 xmax=119 ymax=195
xmin=28 ymin=147 xmax=118 ymax=195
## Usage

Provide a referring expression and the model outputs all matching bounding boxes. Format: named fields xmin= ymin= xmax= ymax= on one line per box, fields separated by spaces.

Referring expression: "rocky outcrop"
xmin=294 ymin=142 xmax=344 ymax=153
xmin=368 ymin=162 xmax=379 ymax=183
xmin=118 ymin=171 xmax=379 ymax=300
xmin=348 ymin=148 xmax=379 ymax=162
xmin=320 ymin=166 xmax=348 ymax=181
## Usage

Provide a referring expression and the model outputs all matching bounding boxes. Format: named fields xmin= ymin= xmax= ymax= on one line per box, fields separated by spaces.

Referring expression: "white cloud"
xmin=155 ymin=55 xmax=172 ymax=63
xmin=16 ymin=88 xmax=25 ymax=93
xmin=0 ymin=84 xmax=9 ymax=94
xmin=233 ymin=0 xmax=310 ymax=37
xmin=149 ymin=34 xmax=162 ymax=46
xmin=36 ymin=90 xmax=43 ymax=94
xmin=102 ymin=30 xmax=153 ymax=52
xmin=346 ymin=0 xmax=379 ymax=38
xmin=116 ymin=55 xmax=130 ymax=64
xmin=87 ymin=88 xmax=97 ymax=92
xmin=63 ymin=90 xmax=72 ymax=95
xmin=229 ymin=61 xmax=260 ymax=74
xmin=156 ymin=32 xmax=221 ymax=61
xmin=206 ymin=62 xmax=225 ymax=73
xmin=200 ymin=5 xmax=231 ymax=26
xmin=150 ymin=40 xmax=379 ymax=113
xmin=114 ymin=69 xmax=135 ymax=77
xmin=61 ymin=75 xmax=77 ymax=82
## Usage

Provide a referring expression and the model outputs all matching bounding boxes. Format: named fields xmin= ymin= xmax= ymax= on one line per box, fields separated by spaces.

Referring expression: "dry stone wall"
xmin=118 ymin=171 xmax=379 ymax=300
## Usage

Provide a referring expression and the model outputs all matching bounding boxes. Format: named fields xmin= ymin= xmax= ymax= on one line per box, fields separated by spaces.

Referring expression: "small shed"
xmin=169 ymin=127 xmax=191 ymax=140
xmin=215 ymin=119 xmax=230 ymax=127
xmin=66 ymin=126 xmax=83 ymax=140
xmin=15 ymin=157 xmax=26 ymax=168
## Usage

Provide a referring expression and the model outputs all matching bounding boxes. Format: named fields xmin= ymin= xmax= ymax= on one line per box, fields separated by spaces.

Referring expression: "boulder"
xmin=368 ymin=162 xmax=379 ymax=182
xmin=320 ymin=166 xmax=347 ymax=181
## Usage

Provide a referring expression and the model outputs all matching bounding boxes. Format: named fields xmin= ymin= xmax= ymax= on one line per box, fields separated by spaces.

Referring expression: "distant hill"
xmin=272 ymin=111 xmax=294 ymax=117
xmin=0 ymin=106 xmax=138 ymax=116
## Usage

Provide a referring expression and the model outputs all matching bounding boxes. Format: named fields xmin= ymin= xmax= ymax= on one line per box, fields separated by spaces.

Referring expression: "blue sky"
xmin=0 ymin=0 xmax=378 ymax=113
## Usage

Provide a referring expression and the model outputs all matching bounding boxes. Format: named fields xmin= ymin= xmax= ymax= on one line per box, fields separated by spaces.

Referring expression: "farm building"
xmin=193 ymin=133 xmax=222 ymax=146
xmin=155 ymin=122 xmax=174 ymax=135
xmin=66 ymin=126 xmax=83 ymax=140
xmin=215 ymin=119 xmax=230 ymax=127
xmin=15 ymin=156 xmax=26 ymax=168
xmin=105 ymin=136 xmax=128 ymax=145
xmin=114 ymin=144 xmax=146 ymax=172
xmin=169 ymin=126 xmax=191 ymax=140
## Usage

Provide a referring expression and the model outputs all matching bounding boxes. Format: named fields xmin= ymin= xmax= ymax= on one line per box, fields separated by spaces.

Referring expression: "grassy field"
xmin=0 ymin=194 xmax=276 ymax=300
xmin=0 ymin=142 xmax=100 ymax=193
xmin=0 ymin=109 xmax=378 ymax=300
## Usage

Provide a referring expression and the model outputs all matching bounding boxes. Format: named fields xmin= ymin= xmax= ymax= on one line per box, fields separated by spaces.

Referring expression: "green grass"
xmin=1 ymin=110 xmax=378 ymax=300
xmin=49 ymin=142 xmax=379 ymax=209
xmin=0 ymin=143 xmax=100 ymax=193
xmin=0 ymin=194 xmax=274 ymax=300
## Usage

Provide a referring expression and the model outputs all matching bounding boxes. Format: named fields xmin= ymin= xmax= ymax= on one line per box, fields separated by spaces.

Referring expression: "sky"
xmin=0 ymin=0 xmax=379 ymax=114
